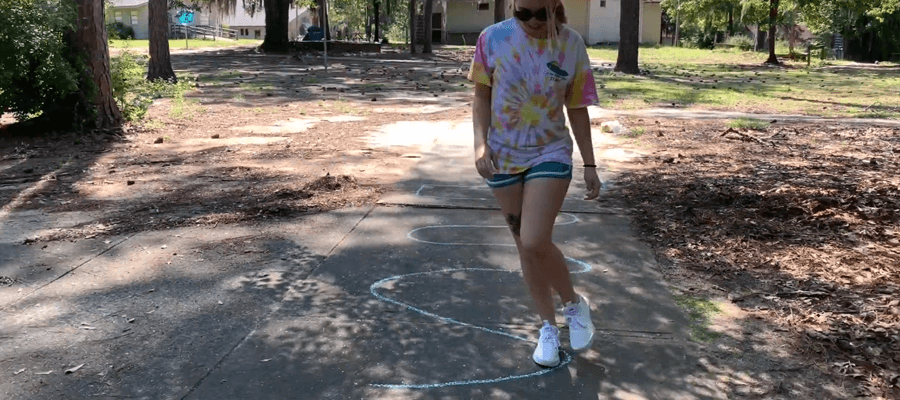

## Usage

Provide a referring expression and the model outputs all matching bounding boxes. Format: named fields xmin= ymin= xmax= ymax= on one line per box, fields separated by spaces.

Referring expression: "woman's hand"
xmin=584 ymin=167 xmax=601 ymax=200
xmin=475 ymin=146 xmax=498 ymax=179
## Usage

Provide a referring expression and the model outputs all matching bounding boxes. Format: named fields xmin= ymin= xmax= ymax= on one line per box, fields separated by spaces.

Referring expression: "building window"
xmin=131 ymin=11 xmax=138 ymax=25
xmin=255 ymin=30 xmax=261 ymax=38
xmin=115 ymin=11 xmax=122 ymax=22
xmin=600 ymin=0 xmax=606 ymax=6
xmin=477 ymin=2 xmax=489 ymax=11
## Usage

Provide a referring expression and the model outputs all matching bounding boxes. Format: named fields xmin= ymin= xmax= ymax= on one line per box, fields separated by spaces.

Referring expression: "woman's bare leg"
xmin=491 ymin=183 xmax=558 ymax=324
xmin=520 ymin=178 xmax=578 ymax=311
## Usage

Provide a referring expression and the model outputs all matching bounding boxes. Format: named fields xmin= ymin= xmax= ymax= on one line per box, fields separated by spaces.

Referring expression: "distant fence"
xmin=169 ymin=24 xmax=238 ymax=40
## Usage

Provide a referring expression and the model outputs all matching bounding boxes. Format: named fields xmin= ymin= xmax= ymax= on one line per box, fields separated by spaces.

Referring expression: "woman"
xmin=467 ymin=0 xmax=601 ymax=367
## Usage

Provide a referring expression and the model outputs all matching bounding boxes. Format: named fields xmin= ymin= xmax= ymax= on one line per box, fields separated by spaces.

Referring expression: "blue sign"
xmin=176 ymin=10 xmax=194 ymax=25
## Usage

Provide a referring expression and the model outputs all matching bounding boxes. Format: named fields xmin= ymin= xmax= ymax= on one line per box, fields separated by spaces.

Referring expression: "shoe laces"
xmin=565 ymin=305 xmax=588 ymax=329
xmin=540 ymin=326 xmax=558 ymax=344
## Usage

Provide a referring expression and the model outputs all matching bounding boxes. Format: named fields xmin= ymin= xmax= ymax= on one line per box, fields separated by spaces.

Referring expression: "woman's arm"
xmin=473 ymin=83 xmax=492 ymax=157
xmin=567 ymin=107 xmax=595 ymax=166
xmin=567 ymin=106 xmax=601 ymax=200
xmin=473 ymin=83 xmax=496 ymax=178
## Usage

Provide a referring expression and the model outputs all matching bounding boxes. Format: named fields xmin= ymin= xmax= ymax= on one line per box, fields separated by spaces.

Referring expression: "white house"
xmin=107 ymin=0 xmax=150 ymax=39
xmin=437 ymin=0 xmax=662 ymax=45
xmin=212 ymin=2 xmax=312 ymax=40
xmin=107 ymin=0 xmax=311 ymax=41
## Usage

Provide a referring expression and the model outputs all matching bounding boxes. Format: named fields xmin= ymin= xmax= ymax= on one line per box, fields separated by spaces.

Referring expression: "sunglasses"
xmin=514 ymin=7 xmax=549 ymax=22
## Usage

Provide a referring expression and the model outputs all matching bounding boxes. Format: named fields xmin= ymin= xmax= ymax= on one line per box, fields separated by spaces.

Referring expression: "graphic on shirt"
xmin=546 ymin=61 xmax=569 ymax=77
xmin=467 ymin=19 xmax=599 ymax=175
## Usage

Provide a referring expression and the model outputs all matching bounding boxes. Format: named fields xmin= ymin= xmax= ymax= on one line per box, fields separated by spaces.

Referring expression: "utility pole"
xmin=324 ymin=0 xmax=329 ymax=71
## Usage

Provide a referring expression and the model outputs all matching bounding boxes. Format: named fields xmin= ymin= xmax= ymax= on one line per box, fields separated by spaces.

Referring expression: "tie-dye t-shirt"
xmin=468 ymin=19 xmax=599 ymax=175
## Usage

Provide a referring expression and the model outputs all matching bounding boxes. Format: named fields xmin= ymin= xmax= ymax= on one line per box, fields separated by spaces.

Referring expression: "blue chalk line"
xmin=369 ymin=213 xmax=592 ymax=389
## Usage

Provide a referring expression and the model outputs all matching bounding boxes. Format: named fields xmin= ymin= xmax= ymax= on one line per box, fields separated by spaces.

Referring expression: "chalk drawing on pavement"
xmin=369 ymin=213 xmax=592 ymax=389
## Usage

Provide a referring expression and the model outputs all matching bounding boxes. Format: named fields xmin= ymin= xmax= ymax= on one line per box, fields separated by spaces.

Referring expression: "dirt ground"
xmin=2 ymin=47 xmax=899 ymax=398
xmin=1 ymin=47 xmax=473 ymax=240
xmin=604 ymin=117 xmax=900 ymax=399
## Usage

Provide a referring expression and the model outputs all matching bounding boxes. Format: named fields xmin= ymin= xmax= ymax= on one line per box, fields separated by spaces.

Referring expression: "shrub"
xmin=109 ymin=51 xmax=196 ymax=121
xmin=110 ymin=51 xmax=153 ymax=121
xmin=107 ymin=21 xmax=135 ymax=40
xmin=726 ymin=35 xmax=754 ymax=51
xmin=0 ymin=0 xmax=79 ymax=122
xmin=682 ymin=32 xmax=716 ymax=50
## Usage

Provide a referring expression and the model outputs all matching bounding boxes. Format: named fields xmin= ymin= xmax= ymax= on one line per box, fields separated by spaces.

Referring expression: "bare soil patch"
xmin=603 ymin=117 xmax=900 ymax=398
xmin=1 ymin=46 xmax=474 ymax=242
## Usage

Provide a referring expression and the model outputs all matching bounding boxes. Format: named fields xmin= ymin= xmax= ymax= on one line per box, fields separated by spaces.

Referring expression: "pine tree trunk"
xmin=261 ymin=0 xmax=291 ymax=52
xmin=765 ymin=0 xmax=780 ymax=64
xmin=65 ymin=0 xmax=123 ymax=129
xmin=727 ymin=9 xmax=734 ymax=37
xmin=615 ymin=0 xmax=640 ymax=74
xmin=374 ymin=2 xmax=380 ymax=42
xmin=494 ymin=0 xmax=505 ymax=23
xmin=147 ymin=0 xmax=176 ymax=82
xmin=423 ymin=0 xmax=433 ymax=53
xmin=409 ymin=0 xmax=417 ymax=53
xmin=756 ymin=27 xmax=766 ymax=51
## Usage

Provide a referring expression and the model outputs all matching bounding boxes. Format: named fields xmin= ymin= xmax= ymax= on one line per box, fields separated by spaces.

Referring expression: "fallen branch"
xmin=721 ymin=127 xmax=774 ymax=146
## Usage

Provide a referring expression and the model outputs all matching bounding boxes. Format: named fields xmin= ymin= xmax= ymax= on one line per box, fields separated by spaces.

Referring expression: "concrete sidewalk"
xmin=0 ymin=124 xmax=725 ymax=399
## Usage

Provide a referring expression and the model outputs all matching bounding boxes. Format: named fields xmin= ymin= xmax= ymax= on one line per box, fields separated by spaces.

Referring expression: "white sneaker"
xmin=564 ymin=294 xmax=595 ymax=351
xmin=532 ymin=321 xmax=561 ymax=367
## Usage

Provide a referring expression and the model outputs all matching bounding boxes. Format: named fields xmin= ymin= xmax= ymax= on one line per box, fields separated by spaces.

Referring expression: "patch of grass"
xmin=110 ymin=52 xmax=197 ymax=121
xmin=217 ymin=70 xmax=244 ymax=79
xmin=109 ymin=39 xmax=261 ymax=50
xmin=143 ymin=119 xmax=165 ymax=130
xmin=168 ymin=93 xmax=203 ymax=120
xmin=674 ymin=294 xmax=723 ymax=343
xmin=331 ymin=99 xmax=358 ymax=115
xmin=729 ymin=118 xmax=770 ymax=130
xmin=588 ymin=45 xmax=766 ymax=65
xmin=239 ymin=82 xmax=264 ymax=93
xmin=626 ymin=126 xmax=646 ymax=138
xmin=855 ymin=111 xmax=892 ymax=118
xmin=232 ymin=93 xmax=245 ymax=102
xmin=589 ymin=46 xmax=900 ymax=118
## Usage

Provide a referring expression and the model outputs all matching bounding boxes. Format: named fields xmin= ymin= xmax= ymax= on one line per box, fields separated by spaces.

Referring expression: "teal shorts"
xmin=486 ymin=162 xmax=573 ymax=189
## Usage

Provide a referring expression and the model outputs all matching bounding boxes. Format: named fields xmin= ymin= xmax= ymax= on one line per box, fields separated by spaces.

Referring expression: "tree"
xmin=662 ymin=0 xmax=741 ymax=48
xmin=798 ymin=0 xmax=900 ymax=61
xmin=408 ymin=0 xmax=416 ymax=53
xmin=764 ymin=0 xmax=779 ymax=64
xmin=615 ymin=0 xmax=640 ymax=74
xmin=243 ymin=0 xmax=291 ymax=52
xmin=423 ymin=0 xmax=433 ymax=52
xmin=147 ymin=0 xmax=176 ymax=82
xmin=67 ymin=0 xmax=123 ymax=128
xmin=211 ymin=0 xmax=293 ymax=52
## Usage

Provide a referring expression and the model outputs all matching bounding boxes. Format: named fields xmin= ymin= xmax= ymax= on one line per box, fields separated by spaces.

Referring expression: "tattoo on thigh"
xmin=506 ymin=214 xmax=522 ymax=236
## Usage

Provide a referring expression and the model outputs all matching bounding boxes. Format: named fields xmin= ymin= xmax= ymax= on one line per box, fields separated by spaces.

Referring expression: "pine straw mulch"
xmin=607 ymin=118 xmax=900 ymax=398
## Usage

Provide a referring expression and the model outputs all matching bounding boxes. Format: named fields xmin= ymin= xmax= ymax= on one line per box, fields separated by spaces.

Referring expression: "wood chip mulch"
xmin=608 ymin=119 xmax=900 ymax=398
